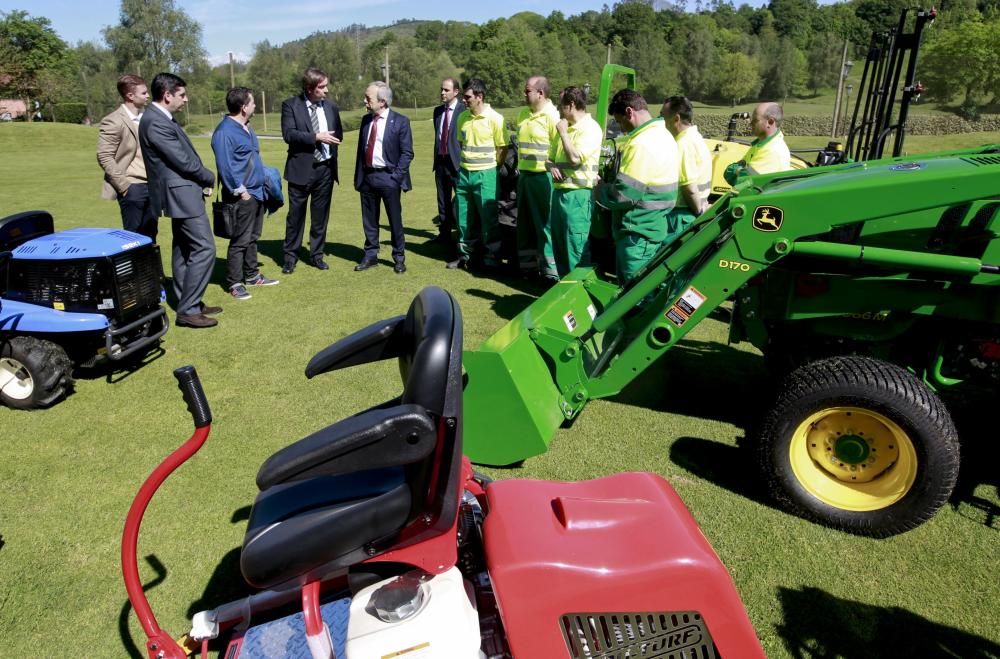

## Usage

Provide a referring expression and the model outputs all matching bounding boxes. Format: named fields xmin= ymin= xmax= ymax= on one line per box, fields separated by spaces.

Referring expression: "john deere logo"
xmin=752 ymin=206 xmax=783 ymax=232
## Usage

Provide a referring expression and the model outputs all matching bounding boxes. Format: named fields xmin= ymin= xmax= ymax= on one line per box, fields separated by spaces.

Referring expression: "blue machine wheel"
xmin=0 ymin=336 xmax=73 ymax=409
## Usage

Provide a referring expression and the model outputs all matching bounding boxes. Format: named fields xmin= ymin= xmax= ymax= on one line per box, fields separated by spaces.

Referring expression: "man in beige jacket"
xmin=97 ymin=74 xmax=158 ymax=241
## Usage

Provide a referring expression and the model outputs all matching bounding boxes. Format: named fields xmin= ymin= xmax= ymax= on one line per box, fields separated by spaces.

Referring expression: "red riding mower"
xmin=123 ymin=286 xmax=763 ymax=658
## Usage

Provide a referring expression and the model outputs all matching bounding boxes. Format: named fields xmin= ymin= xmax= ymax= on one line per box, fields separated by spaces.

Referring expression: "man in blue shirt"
xmin=211 ymin=87 xmax=279 ymax=300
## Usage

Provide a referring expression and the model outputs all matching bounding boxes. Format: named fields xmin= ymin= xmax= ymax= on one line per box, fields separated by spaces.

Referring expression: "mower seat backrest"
xmin=240 ymin=287 xmax=464 ymax=590
xmin=0 ymin=211 xmax=54 ymax=251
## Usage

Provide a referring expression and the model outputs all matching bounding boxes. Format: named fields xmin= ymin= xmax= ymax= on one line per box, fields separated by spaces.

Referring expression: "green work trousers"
xmin=616 ymin=230 xmax=660 ymax=284
xmin=456 ymin=167 xmax=501 ymax=264
xmin=664 ymin=208 xmax=697 ymax=249
xmin=551 ymin=187 xmax=593 ymax=278
xmin=516 ymin=171 xmax=556 ymax=278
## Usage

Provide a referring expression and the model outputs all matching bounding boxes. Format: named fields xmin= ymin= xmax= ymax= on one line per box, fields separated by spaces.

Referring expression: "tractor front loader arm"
xmin=463 ymin=148 xmax=1000 ymax=465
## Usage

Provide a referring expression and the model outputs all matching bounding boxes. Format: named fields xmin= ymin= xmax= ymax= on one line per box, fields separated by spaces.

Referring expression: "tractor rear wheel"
xmin=756 ymin=355 xmax=960 ymax=537
xmin=0 ymin=337 xmax=73 ymax=409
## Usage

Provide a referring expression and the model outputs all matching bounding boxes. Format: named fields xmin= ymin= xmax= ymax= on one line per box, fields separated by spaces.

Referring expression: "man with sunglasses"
xmin=447 ymin=78 xmax=508 ymax=270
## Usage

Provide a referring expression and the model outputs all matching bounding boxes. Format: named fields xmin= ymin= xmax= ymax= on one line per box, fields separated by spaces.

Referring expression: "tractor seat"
xmin=240 ymin=287 xmax=464 ymax=590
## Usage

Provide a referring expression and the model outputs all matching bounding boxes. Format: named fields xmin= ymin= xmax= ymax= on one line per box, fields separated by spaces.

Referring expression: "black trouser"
xmin=359 ymin=169 xmax=405 ymax=264
xmin=224 ymin=194 xmax=264 ymax=288
xmin=434 ymin=157 xmax=457 ymax=238
xmin=117 ymin=182 xmax=158 ymax=242
xmin=283 ymin=161 xmax=334 ymax=265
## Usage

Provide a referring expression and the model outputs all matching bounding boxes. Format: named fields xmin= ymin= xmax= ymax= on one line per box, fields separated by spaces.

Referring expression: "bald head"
xmin=524 ymin=75 xmax=550 ymax=111
xmin=750 ymin=102 xmax=783 ymax=140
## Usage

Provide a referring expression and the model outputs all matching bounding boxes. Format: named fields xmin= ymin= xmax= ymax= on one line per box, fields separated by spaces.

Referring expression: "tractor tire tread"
xmin=757 ymin=355 xmax=960 ymax=537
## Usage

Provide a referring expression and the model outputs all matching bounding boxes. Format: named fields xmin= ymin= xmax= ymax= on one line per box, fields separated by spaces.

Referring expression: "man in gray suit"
xmin=139 ymin=72 xmax=220 ymax=328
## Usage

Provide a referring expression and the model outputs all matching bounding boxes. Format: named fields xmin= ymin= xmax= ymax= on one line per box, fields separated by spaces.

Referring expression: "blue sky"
xmin=7 ymin=0 xmax=640 ymax=64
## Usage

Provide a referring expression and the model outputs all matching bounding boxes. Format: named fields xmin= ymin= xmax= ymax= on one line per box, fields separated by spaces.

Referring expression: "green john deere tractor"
xmin=463 ymin=141 xmax=1000 ymax=537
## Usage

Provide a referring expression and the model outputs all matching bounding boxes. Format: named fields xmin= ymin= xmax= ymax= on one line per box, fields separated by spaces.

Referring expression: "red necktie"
xmin=439 ymin=106 xmax=450 ymax=156
xmin=365 ymin=114 xmax=380 ymax=167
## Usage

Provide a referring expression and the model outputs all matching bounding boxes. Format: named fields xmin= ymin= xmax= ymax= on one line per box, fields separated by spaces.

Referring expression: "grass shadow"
xmin=948 ymin=407 xmax=1000 ymax=533
xmin=185 ymin=506 xmax=255 ymax=619
xmin=611 ymin=338 xmax=769 ymax=429
xmin=670 ymin=436 xmax=770 ymax=507
xmin=776 ymin=585 xmax=1000 ymax=658
xmin=118 ymin=554 xmax=168 ymax=659
xmin=465 ymin=288 xmax=538 ymax=322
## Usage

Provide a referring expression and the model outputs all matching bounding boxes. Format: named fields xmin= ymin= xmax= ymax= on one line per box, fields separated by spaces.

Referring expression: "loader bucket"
xmin=463 ymin=272 xmax=617 ymax=465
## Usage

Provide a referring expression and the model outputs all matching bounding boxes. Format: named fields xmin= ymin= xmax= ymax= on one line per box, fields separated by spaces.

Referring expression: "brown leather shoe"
xmin=176 ymin=313 xmax=218 ymax=328
xmin=199 ymin=303 xmax=223 ymax=315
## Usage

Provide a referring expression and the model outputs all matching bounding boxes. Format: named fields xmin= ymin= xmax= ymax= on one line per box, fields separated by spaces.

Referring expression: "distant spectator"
xmin=211 ymin=87 xmax=279 ymax=301
xmin=447 ymin=78 xmax=508 ymax=270
xmin=280 ymin=67 xmax=344 ymax=274
xmin=353 ymin=81 xmax=414 ymax=274
xmin=661 ymin=95 xmax=712 ymax=241
xmin=548 ymin=86 xmax=602 ymax=277
xmin=97 ymin=74 xmax=157 ymax=241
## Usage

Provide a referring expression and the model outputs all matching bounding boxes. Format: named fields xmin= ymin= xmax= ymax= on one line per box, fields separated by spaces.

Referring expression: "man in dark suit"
xmin=280 ymin=67 xmax=343 ymax=274
xmin=138 ymin=72 xmax=219 ymax=329
xmin=431 ymin=77 xmax=463 ymax=245
xmin=353 ymin=81 xmax=414 ymax=274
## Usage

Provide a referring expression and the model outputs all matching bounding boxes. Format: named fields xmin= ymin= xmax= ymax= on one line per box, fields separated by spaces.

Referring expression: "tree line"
xmin=2 ymin=0 xmax=998 ymax=125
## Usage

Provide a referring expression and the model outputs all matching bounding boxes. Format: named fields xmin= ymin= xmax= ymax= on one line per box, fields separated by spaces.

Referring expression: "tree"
xmin=769 ymin=0 xmax=818 ymax=47
xmin=103 ymin=0 xmax=206 ymax=76
xmin=762 ymin=37 xmax=806 ymax=99
xmin=713 ymin=51 xmax=761 ymax=105
xmin=246 ymin=40 xmax=298 ymax=113
xmin=622 ymin=29 xmax=678 ymax=103
xmin=680 ymin=28 xmax=717 ymax=99
xmin=920 ymin=18 xmax=1000 ymax=113
xmin=0 ymin=10 xmax=72 ymax=120
xmin=806 ymin=34 xmax=842 ymax=94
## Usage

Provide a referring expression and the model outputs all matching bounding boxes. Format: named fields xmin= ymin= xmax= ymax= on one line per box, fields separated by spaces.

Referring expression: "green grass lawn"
xmin=1 ymin=122 xmax=998 ymax=657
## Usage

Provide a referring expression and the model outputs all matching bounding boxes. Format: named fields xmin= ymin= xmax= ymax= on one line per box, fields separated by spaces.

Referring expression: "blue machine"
xmin=0 ymin=210 xmax=168 ymax=409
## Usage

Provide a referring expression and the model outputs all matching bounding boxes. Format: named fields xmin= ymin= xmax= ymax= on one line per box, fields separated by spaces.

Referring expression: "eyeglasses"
xmin=462 ymin=94 xmax=475 ymax=101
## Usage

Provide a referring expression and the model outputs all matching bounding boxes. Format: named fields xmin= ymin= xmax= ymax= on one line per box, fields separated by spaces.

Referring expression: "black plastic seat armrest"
xmin=256 ymin=404 xmax=436 ymax=490
xmin=306 ymin=315 xmax=405 ymax=379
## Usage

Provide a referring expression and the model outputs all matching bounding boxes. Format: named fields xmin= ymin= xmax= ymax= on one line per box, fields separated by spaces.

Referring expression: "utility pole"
xmin=262 ymin=90 xmax=267 ymax=133
xmin=607 ymin=42 xmax=612 ymax=64
xmin=831 ymin=39 xmax=850 ymax=138
xmin=381 ymin=47 xmax=391 ymax=86
xmin=228 ymin=52 xmax=236 ymax=88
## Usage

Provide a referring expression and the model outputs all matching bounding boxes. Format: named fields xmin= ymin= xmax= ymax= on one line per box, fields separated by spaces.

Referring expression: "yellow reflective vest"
xmin=743 ymin=130 xmax=791 ymax=175
xmin=456 ymin=104 xmax=507 ymax=172
xmin=597 ymin=117 xmax=679 ymax=242
xmin=516 ymin=100 xmax=559 ymax=173
xmin=551 ymin=113 xmax=602 ymax=190
xmin=674 ymin=125 xmax=712 ymax=210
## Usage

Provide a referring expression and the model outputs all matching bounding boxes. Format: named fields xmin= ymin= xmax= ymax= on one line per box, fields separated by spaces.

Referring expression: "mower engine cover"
xmin=483 ymin=471 xmax=764 ymax=658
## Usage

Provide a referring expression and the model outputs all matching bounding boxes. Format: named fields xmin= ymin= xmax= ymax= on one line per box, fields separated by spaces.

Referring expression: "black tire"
xmin=756 ymin=355 xmax=960 ymax=537
xmin=0 ymin=336 xmax=73 ymax=409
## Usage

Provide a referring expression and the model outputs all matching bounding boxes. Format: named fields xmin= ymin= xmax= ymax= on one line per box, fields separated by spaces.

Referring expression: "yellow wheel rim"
xmin=788 ymin=406 xmax=918 ymax=512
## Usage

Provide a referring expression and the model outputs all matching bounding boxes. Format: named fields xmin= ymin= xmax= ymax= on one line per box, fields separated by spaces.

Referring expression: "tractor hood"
xmin=12 ymin=228 xmax=152 ymax=260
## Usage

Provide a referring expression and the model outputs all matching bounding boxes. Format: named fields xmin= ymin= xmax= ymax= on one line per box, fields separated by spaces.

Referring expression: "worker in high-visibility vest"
xmin=595 ymin=89 xmax=679 ymax=284
xmin=548 ymin=86 xmax=602 ymax=278
xmin=725 ymin=101 xmax=791 ymax=184
xmin=515 ymin=76 xmax=560 ymax=280
xmin=661 ymin=95 xmax=711 ymax=244
xmin=448 ymin=78 xmax=508 ymax=270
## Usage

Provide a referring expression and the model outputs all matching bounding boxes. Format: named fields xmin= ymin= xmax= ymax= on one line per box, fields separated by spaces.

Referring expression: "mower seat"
xmin=241 ymin=287 xmax=464 ymax=590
